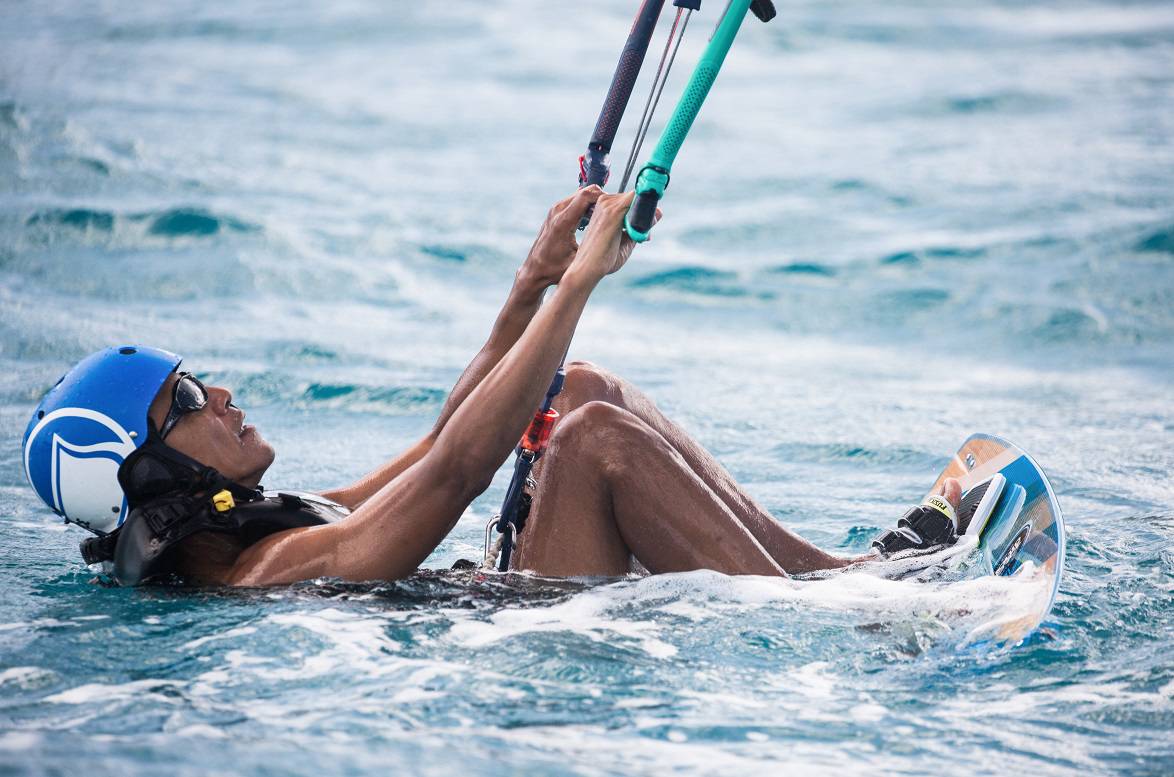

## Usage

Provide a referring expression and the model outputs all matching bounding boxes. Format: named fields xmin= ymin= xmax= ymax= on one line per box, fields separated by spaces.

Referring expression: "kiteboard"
xmin=930 ymin=434 xmax=1066 ymax=642
xmin=875 ymin=434 xmax=1065 ymax=643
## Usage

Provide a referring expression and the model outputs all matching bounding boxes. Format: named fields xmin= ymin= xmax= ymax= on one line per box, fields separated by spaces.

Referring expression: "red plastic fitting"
xmin=519 ymin=408 xmax=559 ymax=456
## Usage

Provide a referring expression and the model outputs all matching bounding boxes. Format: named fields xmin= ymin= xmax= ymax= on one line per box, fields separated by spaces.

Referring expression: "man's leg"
xmin=536 ymin=361 xmax=847 ymax=574
xmin=514 ymin=401 xmax=789 ymax=577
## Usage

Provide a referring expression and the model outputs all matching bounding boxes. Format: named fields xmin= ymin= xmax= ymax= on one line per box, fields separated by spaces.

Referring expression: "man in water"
xmin=22 ymin=189 xmax=961 ymax=586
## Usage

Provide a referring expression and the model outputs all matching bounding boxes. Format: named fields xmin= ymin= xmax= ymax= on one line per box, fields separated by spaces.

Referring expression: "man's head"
xmin=23 ymin=345 xmax=274 ymax=534
xmin=146 ymin=371 xmax=273 ymax=489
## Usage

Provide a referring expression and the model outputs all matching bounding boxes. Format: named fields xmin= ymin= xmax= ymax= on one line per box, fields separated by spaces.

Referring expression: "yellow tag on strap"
xmin=923 ymin=494 xmax=957 ymax=527
xmin=211 ymin=490 xmax=235 ymax=513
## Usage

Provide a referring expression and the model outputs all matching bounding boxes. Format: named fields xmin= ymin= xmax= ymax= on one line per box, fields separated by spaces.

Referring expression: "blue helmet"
xmin=22 ymin=346 xmax=182 ymax=534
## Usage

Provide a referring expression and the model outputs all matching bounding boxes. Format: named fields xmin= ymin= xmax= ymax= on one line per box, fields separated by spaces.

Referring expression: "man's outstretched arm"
xmin=320 ymin=186 xmax=604 ymax=509
xmin=229 ymin=192 xmax=640 ymax=585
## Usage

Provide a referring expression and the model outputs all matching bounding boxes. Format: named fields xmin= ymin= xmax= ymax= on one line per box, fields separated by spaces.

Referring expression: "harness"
xmin=81 ymin=486 xmax=346 ymax=586
xmin=69 ymin=430 xmax=346 ymax=585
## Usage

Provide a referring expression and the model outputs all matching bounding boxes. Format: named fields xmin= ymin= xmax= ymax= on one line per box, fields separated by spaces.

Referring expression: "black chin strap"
xmin=83 ymin=440 xmax=262 ymax=568
xmin=117 ymin=428 xmax=251 ymax=509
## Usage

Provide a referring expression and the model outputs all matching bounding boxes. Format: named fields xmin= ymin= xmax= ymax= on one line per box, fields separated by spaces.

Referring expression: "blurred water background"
xmin=1 ymin=1 xmax=1172 ymax=774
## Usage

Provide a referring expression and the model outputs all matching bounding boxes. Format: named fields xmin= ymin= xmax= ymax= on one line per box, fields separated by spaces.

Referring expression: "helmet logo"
xmin=51 ymin=436 xmax=131 ymax=530
xmin=24 ymin=408 xmax=137 ymax=533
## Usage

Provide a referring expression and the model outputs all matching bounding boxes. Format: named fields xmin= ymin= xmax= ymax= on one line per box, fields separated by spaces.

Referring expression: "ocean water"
xmin=1 ymin=0 xmax=1172 ymax=774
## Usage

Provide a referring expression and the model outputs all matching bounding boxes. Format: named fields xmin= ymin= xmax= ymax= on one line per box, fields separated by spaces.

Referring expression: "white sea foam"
xmin=560 ymin=565 xmax=1053 ymax=647
xmin=265 ymin=607 xmax=404 ymax=675
xmin=181 ymin=624 xmax=258 ymax=651
xmin=171 ymin=723 xmax=229 ymax=739
xmin=0 ymin=666 xmax=56 ymax=689
xmin=0 ymin=732 xmax=41 ymax=752
xmin=447 ymin=590 xmax=678 ymax=659
xmin=44 ymin=678 xmax=186 ymax=705
xmin=0 ymin=618 xmax=71 ymax=632
xmin=441 ymin=562 xmax=1052 ymax=673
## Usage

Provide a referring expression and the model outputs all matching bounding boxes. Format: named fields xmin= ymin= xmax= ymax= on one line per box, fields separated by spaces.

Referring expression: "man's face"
xmin=147 ymin=372 xmax=275 ymax=487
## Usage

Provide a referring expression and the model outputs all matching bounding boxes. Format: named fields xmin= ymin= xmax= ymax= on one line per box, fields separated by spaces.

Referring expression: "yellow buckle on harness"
xmin=211 ymin=490 xmax=235 ymax=513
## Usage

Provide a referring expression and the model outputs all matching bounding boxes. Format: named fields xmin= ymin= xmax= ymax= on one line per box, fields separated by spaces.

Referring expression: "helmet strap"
xmin=117 ymin=427 xmax=260 ymax=509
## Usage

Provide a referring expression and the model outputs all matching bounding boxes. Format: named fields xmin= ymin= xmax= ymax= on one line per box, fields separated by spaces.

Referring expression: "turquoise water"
xmin=2 ymin=0 xmax=1172 ymax=774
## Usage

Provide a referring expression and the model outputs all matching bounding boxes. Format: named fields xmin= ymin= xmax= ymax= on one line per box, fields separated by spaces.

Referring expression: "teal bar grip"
xmin=625 ymin=166 xmax=669 ymax=242
xmin=625 ymin=0 xmax=754 ymax=241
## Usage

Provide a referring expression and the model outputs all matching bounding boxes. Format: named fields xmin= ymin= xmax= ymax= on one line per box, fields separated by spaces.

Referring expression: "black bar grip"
xmin=578 ymin=204 xmax=597 ymax=232
xmin=579 ymin=146 xmax=609 ymax=189
xmin=751 ymin=0 xmax=776 ymax=22
xmin=628 ymin=189 xmax=661 ymax=237
xmin=588 ymin=0 xmax=665 ymax=150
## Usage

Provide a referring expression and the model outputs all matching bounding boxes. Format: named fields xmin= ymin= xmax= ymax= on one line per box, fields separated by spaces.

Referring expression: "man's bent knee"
xmin=558 ymin=400 xmax=633 ymax=439
xmin=552 ymin=401 xmax=651 ymax=477
xmin=563 ymin=360 xmax=623 ymax=404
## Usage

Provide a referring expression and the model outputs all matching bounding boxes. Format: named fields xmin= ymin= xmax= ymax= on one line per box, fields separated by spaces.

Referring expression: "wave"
xmin=941 ymin=91 xmax=1062 ymax=116
xmin=24 ymin=207 xmax=260 ymax=240
xmin=1135 ymin=225 xmax=1174 ymax=254
xmin=879 ymin=246 xmax=986 ymax=266
xmin=300 ymin=383 xmax=447 ymax=411
xmin=629 ymin=267 xmax=750 ymax=298
xmin=877 ymin=287 xmax=951 ymax=309
xmin=1035 ymin=306 xmax=1108 ymax=342
xmin=764 ymin=262 xmax=837 ymax=277
xmin=418 ymin=244 xmax=467 ymax=263
xmin=25 ymin=209 xmax=114 ymax=232
xmin=263 ymin=341 xmax=343 ymax=365
xmin=416 ymin=242 xmax=507 ymax=266
xmin=141 ymin=208 xmax=258 ymax=237
xmin=215 ymin=371 xmax=448 ymax=413
xmin=0 ymin=101 xmax=20 ymax=130
xmin=767 ymin=442 xmax=938 ymax=469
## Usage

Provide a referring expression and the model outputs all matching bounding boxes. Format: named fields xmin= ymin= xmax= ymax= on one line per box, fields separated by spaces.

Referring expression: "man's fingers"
xmin=600 ymin=190 xmax=634 ymax=217
xmin=578 ymin=191 xmax=636 ymax=242
xmin=552 ymin=187 xmax=588 ymax=213
xmin=550 ymin=188 xmax=652 ymax=233
xmin=554 ymin=185 xmax=604 ymax=222
xmin=547 ymin=189 xmax=583 ymax=219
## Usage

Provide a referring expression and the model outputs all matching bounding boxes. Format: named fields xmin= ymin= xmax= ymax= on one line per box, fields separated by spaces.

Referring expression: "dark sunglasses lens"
xmin=174 ymin=376 xmax=207 ymax=411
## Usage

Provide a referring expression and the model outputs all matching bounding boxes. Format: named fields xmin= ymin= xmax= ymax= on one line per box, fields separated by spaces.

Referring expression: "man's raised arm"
xmin=321 ymin=186 xmax=605 ymax=509
xmin=229 ymin=192 xmax=639 ymax=585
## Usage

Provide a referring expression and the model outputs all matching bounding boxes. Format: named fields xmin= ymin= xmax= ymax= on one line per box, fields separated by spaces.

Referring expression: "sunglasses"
xmin=158 ymin=372 xmax=209 ymax=440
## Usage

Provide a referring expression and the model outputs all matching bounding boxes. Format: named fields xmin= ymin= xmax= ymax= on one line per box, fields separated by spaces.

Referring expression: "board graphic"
xmin=929 ymin=433 xmax=1066 ymax=641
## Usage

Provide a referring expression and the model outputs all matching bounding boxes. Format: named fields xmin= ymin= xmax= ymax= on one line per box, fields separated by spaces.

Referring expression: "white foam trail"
xmin=0 ymin=732 xmax=42 ymax=752
xmin=0 ymin=666 xmax=56 ymax=689
xmin=447 ymin=590 xmax=678 ymax=659
xmin=182 ymin=625 xmax=258 ymax=651
xmin=635 ymin=565 xmax=1039 ymax=613
xmin=259 ymin=608 xmax=404 ymax=678
xmin=172 ymin=723 xmax=230 ymax=739
xmin=504 ymin=564 xmax=1053 ymax=647
xmin=44 ymin=678 xmax=186 ymax=705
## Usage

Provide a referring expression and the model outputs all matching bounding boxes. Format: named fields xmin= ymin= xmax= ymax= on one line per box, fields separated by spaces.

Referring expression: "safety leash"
xmin=486 ymin=363 xmax=564 ymax=571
